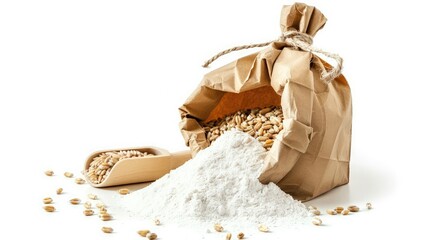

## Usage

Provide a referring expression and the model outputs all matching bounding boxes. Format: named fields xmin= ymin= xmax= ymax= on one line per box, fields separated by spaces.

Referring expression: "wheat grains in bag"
xmin=179 ymin=3 xmax=352 ymax=201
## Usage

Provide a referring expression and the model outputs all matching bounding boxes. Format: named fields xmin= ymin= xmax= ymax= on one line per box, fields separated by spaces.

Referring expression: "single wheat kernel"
xmin=84 ymin=201 xmax=92 ymax=209
xmin=147 ymin=233 xmax=157 ymax=240
xmin=341 ymin=209 xmax=350 ymax=215
xmin=83 ymin=209 xmax=94 ymax=216
xmin=154 ymin=219 xmax=161 ymax=225
xmin=43 ymin=205 xmax=55 ymax=212
xmin=69 ymin=198 xmax=81 ymax=205
xmin=45 ymin=170 xmax=54 ymax=176
xmin=237 ymin=232 xmax=245 ymax=239
xmin=118 ymin=188 xmax=130 ymax=195
xmin=56 ymin=188 xmax=63 ymax=194
xmin=257 ymin=136 xmax=268 ymax=141
xmin=226 ymin=232 xmax=232 ymax=240
xmin=258 ymin=224 xmax=269 ymax=232
xmin=310 ymin=209 xmax=321 ymax=216
xmin=262 ymin=125 xmax=273 ymax=130
xmin=366 ymin=202 xmax=372 ymax=210
xmin=99 ymin=213 xmax=111 ymax=221
xmin=259 ymin=107 xmax=272 ymax=115
xmin=335 ymin=206 xmax=344 ymax=214
xmin=326 ymin=209 xmax=337 ymax=215
xmin=308 ymin=205 xmax=318 ymax=210
xmin=312 ymin=217 xmax=322 ymax=226
xmin=348 ymin=205 xmax=360 ymax=212
xmin=214 ymin=223 xmax=224 ymax=232
xmin=96 ymin=202 xmax=105 ymax=209
xmin=99 ymin=207 xmax=108 ymax=214
xmin=88 ymin=193 xmax=97 ymax=200
xmin=64 ymin=172 xmax=73 ymax=178
xmin=43 ymin=197 xmax=53 ymax=204
xmin=254 ymin=122 xmax=262 ymax=131
xmin=137 ymin=230 xmax=150 ymax=237
xmin=75 ymin=178 xmax=85 ymax=184
xmin=101 ymin=226 xmax=113 ymax=233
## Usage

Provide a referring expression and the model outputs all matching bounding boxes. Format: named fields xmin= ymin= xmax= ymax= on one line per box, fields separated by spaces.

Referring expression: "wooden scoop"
xmin=83 ymin=147 xmax=192 ymax=187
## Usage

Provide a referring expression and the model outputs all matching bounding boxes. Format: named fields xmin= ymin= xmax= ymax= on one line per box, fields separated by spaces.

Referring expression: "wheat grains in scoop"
xmin=122 ymin=130 xmax=309 ymax=229
xmin=86 ymin=150 xmax=154 ymax=184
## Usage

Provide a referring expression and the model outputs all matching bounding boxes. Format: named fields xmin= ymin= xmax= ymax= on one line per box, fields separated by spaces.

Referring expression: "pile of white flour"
xmin=122 ymin=130 xmax=309 ymax=228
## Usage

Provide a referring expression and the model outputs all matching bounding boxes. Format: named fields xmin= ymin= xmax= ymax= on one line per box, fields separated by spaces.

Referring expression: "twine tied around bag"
xmin=202 ymin=31 xmax=343 ymax=84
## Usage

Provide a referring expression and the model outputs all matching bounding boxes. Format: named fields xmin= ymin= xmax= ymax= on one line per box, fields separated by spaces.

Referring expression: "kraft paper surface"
xmin=179 ymin=3 xmax=352 ymax=201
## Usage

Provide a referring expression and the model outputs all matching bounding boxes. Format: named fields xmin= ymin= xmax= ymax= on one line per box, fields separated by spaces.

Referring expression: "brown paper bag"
xmin=179 ymin=3 xmax=352 ymax=201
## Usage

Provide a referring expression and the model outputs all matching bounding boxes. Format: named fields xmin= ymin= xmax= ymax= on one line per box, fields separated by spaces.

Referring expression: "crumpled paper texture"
xmin=179 ymin=3 xmax=352 ymax=201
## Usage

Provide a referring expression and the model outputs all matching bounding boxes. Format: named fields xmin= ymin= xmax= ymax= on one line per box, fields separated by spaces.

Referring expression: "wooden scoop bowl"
xmin=83 ymin=146 xmax=192 ymax=187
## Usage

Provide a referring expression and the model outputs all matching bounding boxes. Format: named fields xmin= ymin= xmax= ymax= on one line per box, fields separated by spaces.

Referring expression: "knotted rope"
xmin=202 ymin=31 xmax=343 ymax=84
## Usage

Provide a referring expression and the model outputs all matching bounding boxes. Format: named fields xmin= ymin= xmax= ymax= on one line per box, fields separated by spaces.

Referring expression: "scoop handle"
xmin=170 ymin=150 xmax=192 ymax=169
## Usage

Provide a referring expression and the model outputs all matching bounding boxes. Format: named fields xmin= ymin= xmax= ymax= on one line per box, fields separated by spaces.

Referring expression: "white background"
xmin=1 ymin=0 xmax=427 ymax=239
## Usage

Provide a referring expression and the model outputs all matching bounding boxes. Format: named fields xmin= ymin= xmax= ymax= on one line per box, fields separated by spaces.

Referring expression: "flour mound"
xmin=122 ymin=130 xmax=309 ymax=227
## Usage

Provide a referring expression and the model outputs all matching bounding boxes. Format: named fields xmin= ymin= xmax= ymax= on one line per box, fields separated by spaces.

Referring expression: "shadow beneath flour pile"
xmin=306 ymin=154 xmax=396 ymax=207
